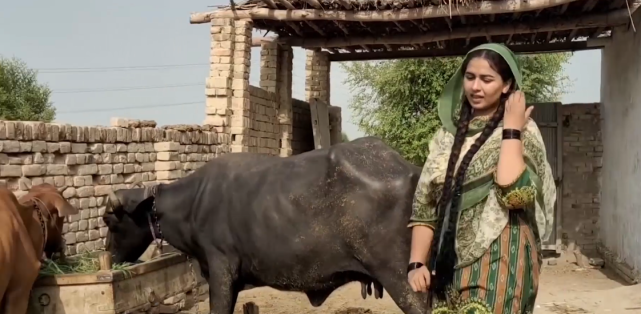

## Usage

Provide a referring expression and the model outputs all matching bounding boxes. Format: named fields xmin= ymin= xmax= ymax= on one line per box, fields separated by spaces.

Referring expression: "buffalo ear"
xmin=102 ymin=213 xmax=119 ymax=229
xmin=53 ymin=196 xmax=79 ymax=217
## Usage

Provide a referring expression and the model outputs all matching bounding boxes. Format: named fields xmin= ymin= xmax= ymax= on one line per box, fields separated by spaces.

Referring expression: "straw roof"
xmin=191 ymin=0 xmax=637 ymax=60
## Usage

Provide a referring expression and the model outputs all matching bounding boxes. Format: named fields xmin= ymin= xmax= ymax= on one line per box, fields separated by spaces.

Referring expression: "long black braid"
xmin=429 ymin=50 xmax=515 ymax=297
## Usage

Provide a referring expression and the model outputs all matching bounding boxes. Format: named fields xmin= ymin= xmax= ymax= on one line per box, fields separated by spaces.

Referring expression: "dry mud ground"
xmin=194 ymin=256 xmax=641 ymax=314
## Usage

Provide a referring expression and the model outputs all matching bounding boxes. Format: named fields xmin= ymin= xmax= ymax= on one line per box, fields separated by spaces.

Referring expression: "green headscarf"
xmin=437 ymin=43 xmax=523 ymax=135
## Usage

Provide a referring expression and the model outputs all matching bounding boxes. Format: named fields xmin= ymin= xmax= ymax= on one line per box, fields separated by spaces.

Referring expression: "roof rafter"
xmin=190 ymin=0 xmax=581 ymax=23
xmin=274 ymin=7 xmax=636 ymax=48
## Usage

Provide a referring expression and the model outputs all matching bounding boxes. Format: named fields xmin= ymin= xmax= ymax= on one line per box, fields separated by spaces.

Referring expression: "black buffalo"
xmin=102 ymin=136 xmax=428 ymax=314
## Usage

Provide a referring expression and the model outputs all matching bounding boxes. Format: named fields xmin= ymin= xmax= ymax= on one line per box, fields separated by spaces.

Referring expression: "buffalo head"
xmin=101 ymin=181 xmax=157 ymax=264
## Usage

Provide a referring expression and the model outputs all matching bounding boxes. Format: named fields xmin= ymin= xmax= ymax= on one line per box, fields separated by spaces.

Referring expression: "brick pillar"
xmin=261 ymin=42 xmax=293 ymax=157
xmin=204 ymin=18 xmax=252 ymax=153
xmin=305 ymin=49 xmax=330 ymax=104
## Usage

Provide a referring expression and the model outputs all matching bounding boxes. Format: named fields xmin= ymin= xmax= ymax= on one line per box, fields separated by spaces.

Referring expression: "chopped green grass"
xmin=39 ymin=252 xmax=133 ymax=276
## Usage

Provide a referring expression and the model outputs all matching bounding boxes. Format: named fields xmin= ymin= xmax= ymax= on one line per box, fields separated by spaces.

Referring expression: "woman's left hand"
xmin=503 ymin=91 xmax=534 ymax=130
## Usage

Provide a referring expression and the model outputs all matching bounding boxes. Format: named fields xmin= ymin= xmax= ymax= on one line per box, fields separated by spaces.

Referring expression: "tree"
xmin=0 ymin=56 xmax=56 ymax=122
xmin=342 ymin=132 xmax=350 ymax=142
xmin=340 ymin=53 xmax=572 ymax=165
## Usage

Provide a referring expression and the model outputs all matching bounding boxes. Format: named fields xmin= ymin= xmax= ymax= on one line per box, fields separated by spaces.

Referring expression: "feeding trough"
xmin=28 ymin=247 xmax=205 ymax=314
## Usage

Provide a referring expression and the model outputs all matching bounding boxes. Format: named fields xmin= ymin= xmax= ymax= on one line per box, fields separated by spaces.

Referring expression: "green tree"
xmin=340 ymin=53 xmax=572 ymax=165
xmin=342 ymin=132 xmax=350 ymax=142
xmin=0 ymin=56 xmax=56 ymax=122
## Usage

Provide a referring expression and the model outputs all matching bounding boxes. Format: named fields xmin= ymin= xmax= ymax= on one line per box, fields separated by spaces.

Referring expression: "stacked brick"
xmin=260 ymin=41 xmax=294 ymax=157
xmin=205 ymin=18 xmax=253 ymax=153
xmin=560 ymin=103 xmax=603 ymax=252
xmin=305 ymin=49 xmax=330 ymax=104
xmin=248 ymin=86 xmax=279 ymax=155
xmin=0 ymin=118 xmax=229 ymax=256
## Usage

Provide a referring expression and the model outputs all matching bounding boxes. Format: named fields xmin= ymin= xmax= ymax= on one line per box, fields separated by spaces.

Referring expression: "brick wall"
xmin=246 ymin=86 xmax=280 ymax=155
xmin=0 ymin=118 xmax=227 ymax=256
xmin=560 ymin=103 xmax=602 ymax=252
xmin=292 ymin=99 xmax=315 ymax=155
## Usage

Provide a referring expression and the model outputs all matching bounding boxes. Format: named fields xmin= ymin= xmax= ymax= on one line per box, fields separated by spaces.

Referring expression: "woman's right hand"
xmin=407 ymin=265 xmax=431 ymax=292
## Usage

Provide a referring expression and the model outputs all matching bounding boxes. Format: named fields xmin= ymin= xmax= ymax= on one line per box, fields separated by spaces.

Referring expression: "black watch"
xmin=407 ymin=262 xmax=424 ymax=274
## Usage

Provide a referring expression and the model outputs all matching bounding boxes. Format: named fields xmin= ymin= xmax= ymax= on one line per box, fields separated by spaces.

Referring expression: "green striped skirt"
xmin=433 ymin=210 xmax=542 ymax=314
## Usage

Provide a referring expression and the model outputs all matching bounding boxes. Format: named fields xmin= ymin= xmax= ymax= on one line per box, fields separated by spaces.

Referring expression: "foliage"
xmin=340 ymin=52 xmax=572 ymax=165
xmin=342 ymin=132 xmax=350 ymax=142
xmin=39 ymin=252 xmax=132 ymax=276
xmin=0 ymin=56 xmax=56 ymax=122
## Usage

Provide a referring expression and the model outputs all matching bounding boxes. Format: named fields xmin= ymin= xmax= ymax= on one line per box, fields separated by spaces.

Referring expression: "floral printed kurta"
xmin=408 ymin=117 xmax=556 ymax=268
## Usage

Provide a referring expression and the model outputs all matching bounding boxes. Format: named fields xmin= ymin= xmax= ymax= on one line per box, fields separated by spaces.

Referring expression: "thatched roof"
xmin=191 ymin=0 xmax=637 ymax=60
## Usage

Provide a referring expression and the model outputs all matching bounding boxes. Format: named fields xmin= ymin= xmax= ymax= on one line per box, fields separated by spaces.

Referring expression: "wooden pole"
xmin=98 ymin=251 xmax=113 ymax=271
xmin=277 ymin=8 xmax=635 ymax=48
xmin=327 ymin=41 xmax=600 ymax=62
xmin=190 ymin=0 xmax=580 ymax=23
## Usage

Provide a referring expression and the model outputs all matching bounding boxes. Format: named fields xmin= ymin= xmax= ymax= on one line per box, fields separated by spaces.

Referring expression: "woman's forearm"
xmin=496 ymin=138 xmax=525 ymax=186
xmin=409 ymin=225 xmax=434 ymax=264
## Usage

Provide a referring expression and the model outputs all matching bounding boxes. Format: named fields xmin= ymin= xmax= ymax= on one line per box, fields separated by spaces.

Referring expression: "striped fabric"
xmin=433 ymin=210 xmax=541 ymax=314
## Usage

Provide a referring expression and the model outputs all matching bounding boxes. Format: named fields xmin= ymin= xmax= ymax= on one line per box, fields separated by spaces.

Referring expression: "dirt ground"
xmin=203 ymin=255 xmax=641 ymax=314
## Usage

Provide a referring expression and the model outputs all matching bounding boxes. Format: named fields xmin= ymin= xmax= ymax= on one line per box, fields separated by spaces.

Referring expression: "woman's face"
xmin=463 ymin=57 xmax=512 ymax=114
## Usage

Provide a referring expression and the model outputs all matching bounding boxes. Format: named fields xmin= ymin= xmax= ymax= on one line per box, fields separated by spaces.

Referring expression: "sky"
xmin=0 ymin=0 xmax=601 ymax=140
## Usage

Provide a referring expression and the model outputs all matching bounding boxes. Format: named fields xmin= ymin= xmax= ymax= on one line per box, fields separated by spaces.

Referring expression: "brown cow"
xmin=19 ymin=183 xmax=76 ymax=260
xmin=0 ymin=184 xmax=77 ymax=314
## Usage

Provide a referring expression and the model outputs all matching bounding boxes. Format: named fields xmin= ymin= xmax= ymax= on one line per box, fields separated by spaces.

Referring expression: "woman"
xmin=405 ymin=43 xmax=556 ymax=314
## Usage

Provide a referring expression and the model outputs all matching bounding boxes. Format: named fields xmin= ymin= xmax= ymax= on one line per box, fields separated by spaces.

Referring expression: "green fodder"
xmin=39 ymin=252 xmax=133 ymax=277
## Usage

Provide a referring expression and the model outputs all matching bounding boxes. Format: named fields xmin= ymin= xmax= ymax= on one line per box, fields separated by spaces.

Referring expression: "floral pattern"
xmin=409 ymin=117 xmax=556 ymax=268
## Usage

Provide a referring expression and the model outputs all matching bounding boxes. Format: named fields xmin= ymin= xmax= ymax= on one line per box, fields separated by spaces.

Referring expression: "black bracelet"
xmin=502 ymin=128 xmax=521 ymax=140
xmin=407 ymin=262 xmax=424 ymax=274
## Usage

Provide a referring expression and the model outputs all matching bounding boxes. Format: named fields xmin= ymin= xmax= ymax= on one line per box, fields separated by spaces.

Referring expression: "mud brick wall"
xmin=0 ymin=119 xmax=229 ymax=256
xmin=292 ymin=99 xmax=315 ymax=155
xmin=247 ymin=86 xmax=280 ymax=155
xmin=560 ymin=103 xmax=602 ymax=252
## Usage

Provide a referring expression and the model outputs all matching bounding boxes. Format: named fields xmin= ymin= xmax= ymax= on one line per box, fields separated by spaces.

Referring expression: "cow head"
xmin=102 ymin=182 xmax=156 ymax=264
xmin=19 ymin=183 xmax=78 ymax=259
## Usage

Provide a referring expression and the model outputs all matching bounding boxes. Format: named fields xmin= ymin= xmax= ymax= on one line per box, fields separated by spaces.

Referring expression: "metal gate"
xmin=528 ymin=102 xmax=563 ymax=252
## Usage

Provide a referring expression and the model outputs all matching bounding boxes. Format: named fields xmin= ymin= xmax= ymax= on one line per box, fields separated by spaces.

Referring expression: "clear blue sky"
xmin=0 ymin=0 xmax=601 ymax=139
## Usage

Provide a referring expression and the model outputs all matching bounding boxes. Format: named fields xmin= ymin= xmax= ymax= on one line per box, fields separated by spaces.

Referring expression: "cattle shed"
xmin=189 ymin=0 xmax=641 ymax=282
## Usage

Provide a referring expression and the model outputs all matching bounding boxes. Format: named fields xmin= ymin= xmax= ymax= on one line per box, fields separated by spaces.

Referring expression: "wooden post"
xmin=98 ymin=251 xmax=113 ymax=270
xmin=243 ymin=302 xmax=259 ymax=314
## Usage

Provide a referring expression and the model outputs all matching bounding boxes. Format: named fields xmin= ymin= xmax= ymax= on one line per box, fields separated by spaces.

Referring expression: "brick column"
xmin=261 ymin=42 xmax=294 ymax=157
xmin=305 ymin=49 xmax=330 ymax=104
xmin=204 ymin=18 xmax=252 ymax=153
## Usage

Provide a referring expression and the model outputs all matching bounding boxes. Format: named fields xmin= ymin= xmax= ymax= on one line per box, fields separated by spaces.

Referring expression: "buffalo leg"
xmin=371 ymin=269 xmax=430 ymax=314
xmin=206 ymin=256 xmax=239 ymax=314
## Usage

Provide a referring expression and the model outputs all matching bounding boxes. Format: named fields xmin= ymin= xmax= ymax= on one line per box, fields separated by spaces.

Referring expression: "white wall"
xmin=599 ymin=10 xmax=641 ymax=272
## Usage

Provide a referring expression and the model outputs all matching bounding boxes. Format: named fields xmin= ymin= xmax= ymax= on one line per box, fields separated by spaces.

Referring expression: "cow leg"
xmin=371 ymin=269 xmax=430 ymax=314
xmin=206 ymin=256 xmax=239 ymax=314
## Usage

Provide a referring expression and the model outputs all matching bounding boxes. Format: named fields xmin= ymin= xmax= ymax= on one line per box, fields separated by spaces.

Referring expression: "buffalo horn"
xmin=107 ymin=189 xmax=121 ymax=211
xmin=130 ymin=179 xmax=144 ymax=189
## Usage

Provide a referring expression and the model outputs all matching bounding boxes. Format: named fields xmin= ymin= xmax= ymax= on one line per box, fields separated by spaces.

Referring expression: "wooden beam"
xmin=190 ymin=0 xmax=581 ymax=23
xmin=582 ymin=0 xmax=599 ymax=11
xmin=279 ymin=7 xmax=637 ymax=48
xmin=277 ymin=0 xmax=296 ymax=10
xmin=261 ymin=0 xmax=278 ymax=9
xmin=558 ymin=3 xmax=570 ymax=13
xmin=610 ymin=0 xmax=627 ymax=9
xmin=252 ymin=36 xmax=277 ymax=46
xmin=305 ymin=21 xmax=326 ymax=36
xmin=328 ymin=41 xmax=601 ymax=62
xmin=286 ymin=22 xmax=304 ymax=36
xmin=302 ymin=0 xmax=322 ymax=9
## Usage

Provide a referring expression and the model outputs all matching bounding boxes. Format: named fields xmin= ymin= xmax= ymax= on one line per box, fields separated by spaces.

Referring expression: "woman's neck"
xmin=472 ymin=105 xmax=498 ymax=119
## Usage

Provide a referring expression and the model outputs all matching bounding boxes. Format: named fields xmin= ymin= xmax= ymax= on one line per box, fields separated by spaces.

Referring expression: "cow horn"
xmin=57 ymin=185 xmax=68 ymax=193
xmin=107 ymin=189 xmax=121 ymax=210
